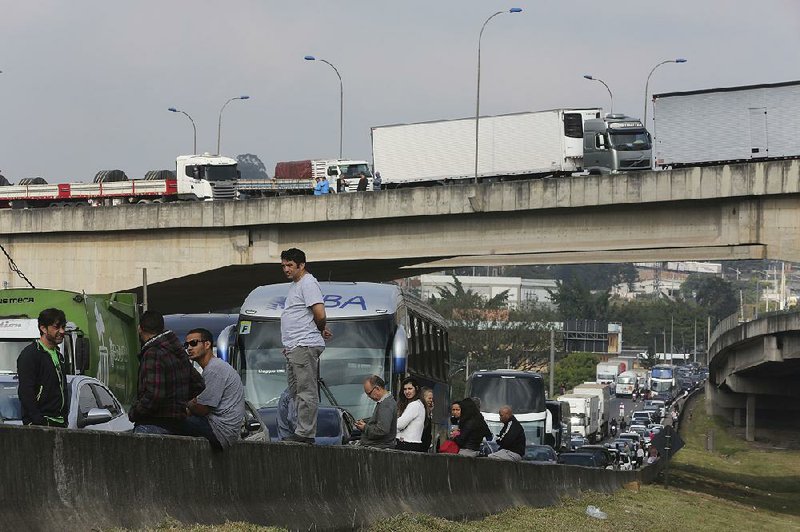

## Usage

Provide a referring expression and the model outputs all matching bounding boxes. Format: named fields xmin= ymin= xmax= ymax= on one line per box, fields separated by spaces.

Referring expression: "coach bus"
xmin=649 ymin=364 xmax=678 ymax=403
xmin=231 ymin=282 xmax=450 ymax=444
xmin=466 ymin=370 xmax=551 ymax=446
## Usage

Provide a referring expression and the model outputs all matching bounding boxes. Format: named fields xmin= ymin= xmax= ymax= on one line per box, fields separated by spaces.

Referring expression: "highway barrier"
xmin=0 ymin=425 xmax=663 ymax=530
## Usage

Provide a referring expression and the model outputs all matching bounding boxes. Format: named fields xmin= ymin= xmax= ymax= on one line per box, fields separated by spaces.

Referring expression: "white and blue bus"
xmin=649 ymin=364 xmax=678 ymax=403
xmin=230 ymin=282 xmax=451 ymax=443
xmin=466 ymin=370 xmax=551 ymax=446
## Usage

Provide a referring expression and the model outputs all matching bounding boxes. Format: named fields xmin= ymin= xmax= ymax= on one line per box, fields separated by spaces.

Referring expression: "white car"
xmin=0 ymin=374 xmax=133 ymax=432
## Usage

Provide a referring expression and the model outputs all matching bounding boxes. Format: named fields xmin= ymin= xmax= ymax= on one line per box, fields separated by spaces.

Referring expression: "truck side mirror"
xmin=75 ymin=337 xmax=90 ymax=373
xmin=391 ymin=325 xmax=409 ymax=374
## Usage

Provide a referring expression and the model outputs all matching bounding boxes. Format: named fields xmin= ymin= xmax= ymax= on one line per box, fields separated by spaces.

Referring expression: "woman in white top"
xmin=396 ymin=377 xmax=426 ymax=452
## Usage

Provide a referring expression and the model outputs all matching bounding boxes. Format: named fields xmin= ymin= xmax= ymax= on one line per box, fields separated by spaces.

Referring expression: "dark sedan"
xmin=523 ymin=444 xmax=558 ymax=463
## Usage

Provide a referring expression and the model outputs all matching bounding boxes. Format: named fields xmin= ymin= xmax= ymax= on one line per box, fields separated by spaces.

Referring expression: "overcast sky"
xmin=1 ymin=0 xmax=798 ymax=182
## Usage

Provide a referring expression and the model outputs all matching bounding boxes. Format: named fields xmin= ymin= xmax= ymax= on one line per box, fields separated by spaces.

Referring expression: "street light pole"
xmin=168 ymin=107 xmax=197 ymax=154
xmin=305 ymin=56 xmax=344 ymax=160
xmin=217 ymin=95 xmax=250 ymax=155
xmin=643 ymin=58 xmax=687 ymax=127
xmin=475 ymin=7 xmax=523 ymax=184
xmin=583 ymin=75 xmax=614 ymax=115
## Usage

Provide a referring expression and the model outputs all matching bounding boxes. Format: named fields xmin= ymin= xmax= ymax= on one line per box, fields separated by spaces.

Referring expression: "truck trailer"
xmin=572 ymin=382 xmax=612 ymax=440
xmin=557 ymin=393 xmax=599 ymax=443
xmin=653 ymin=79 xmax=800 ymax=169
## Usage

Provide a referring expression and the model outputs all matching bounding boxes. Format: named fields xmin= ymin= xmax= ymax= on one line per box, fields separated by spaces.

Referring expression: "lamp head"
xmin=168 ymin=107 xmax=178 ymax=112
xmin=239 ymin=95 xmax=250 ymax=100
xmin=675 ymin=58 xmax=687 ymax=63
xmin=509 ymin=7 xmax=523 ymax=13
xmin=304 ymin=55 xmax=316 ymax=61
xmin=583 ymin=75 xmax=594 ymax=80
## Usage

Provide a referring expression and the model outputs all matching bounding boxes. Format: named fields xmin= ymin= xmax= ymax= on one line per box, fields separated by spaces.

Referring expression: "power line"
xmin=0 ymin=243 xmax=35 ymax=289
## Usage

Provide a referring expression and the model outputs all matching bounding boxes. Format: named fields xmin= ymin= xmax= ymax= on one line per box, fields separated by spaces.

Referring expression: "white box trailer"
xmin=653 ymin=80 xmax=800 ymax=168
xmin=371 ymin=108 xmax=602 ymax=187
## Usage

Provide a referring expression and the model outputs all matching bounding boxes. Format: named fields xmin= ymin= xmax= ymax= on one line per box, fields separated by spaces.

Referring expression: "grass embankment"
xmin=141 ymin=397 xmax=800 ymax=531
xmin=669 ymin=393 xmax=800 ymax=517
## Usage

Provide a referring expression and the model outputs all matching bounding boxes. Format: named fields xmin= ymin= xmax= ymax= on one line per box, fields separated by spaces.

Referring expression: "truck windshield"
xmin=651 ymin=380 xmax=673 ymax=392
xmin=609 ymin=131 xmax=651 ymax=151
xmin=0 ymin=340 xmax=31 ymax=373
xmin=340 ymin=164 xmax=372 ymax=178
xmin=470 ymin=374 xmax=545 ymax=414
xmin=597 ymin=373 xmax=616 ymax=381
xmin=202 ymin=165 xmax=238 ymax=181
xmin=236 ymin=318 xmax=391 ymax=420
xmin=617 ymin=377 xmax=635 ymax=384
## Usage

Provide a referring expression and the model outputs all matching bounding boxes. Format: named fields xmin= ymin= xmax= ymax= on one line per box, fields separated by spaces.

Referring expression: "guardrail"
xmin=708 ymin=308 xmax=799 ymax=361
xmin=0 ymin=424 xmax=662 ymax=530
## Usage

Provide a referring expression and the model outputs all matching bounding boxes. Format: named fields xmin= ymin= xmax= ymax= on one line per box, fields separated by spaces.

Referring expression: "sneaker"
xmin=284 ymin=433 xmax=315 ymax=444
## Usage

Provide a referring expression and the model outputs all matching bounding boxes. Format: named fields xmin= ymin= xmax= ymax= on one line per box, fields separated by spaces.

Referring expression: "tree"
xmin=549 ymin=278 xmax=608 ymax=321
xmin=553 ymin=352 xmax=599 ymax=391
xmin=680 ymin=274 xmax=738 ymax=322
xmin=236 ymin=153 xmax=269 ymax=180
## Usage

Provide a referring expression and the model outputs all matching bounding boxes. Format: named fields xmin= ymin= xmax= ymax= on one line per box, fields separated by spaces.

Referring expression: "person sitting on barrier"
xmin=420 ymin=387 xmax=434 ymax=452
xmin=354 ymin=375 xmax=397 ymax=448
xmin=181 ymin=328 xmax=246 ymax=450
xmin=129 ymin=311 xmax=205 ymax=435
xmin=453 ymin=398 xmax=492 ymax=457
xmin=396 ymin=377 xmax=427 ymax=452
xmin=449 ymin=401 xmax=461 ymax=436
xmin=487 ymin=405 xmax=526 ymax=462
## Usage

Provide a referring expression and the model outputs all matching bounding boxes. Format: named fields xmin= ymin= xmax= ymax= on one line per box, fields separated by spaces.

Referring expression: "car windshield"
xmin=617 ymin=377 xmax=635 ymax=384
xmin=0 ymin=340 xmax=31 ymax=372
xmin=525 ymin=447 xmax=555 ymax=461
xmin=236 ymin=318 xmax=391 ymax=420
xmin=0 ymin=383 xmax=22 ymax=421
xmin=609 ymin=131 xmax=651 ymax=151
xmin=470 ymin=374 xmax=545 ymax=414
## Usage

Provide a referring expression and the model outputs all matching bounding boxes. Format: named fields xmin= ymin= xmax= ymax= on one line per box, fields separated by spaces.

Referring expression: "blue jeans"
xmin=133 ymin=424 xmax=174 ymax=435
xmin=180 ymin=415 xmax=223 ymax=449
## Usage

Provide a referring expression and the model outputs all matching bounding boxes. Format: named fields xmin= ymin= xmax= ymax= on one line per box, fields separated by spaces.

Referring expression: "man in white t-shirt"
xmin=280 ymin=248 xmax=332 ymax=444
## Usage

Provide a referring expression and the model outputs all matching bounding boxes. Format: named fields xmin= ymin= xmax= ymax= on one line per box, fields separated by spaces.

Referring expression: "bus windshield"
xmin=651 ymin=380 xmax=673 ymax=393
xmin=236 ymin=317 xmax=392 ymax=420
xmin=0 ymin=340 xmax=32 ymax=373
xmin=651 ymin=367 xmax=673 ymax=379
xmin=470 ymin=374 xmax=545 ymax=414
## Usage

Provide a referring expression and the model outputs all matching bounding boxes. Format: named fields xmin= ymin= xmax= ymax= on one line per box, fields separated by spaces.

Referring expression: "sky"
xmin=0 ymin=0 xmax=798 ymax=182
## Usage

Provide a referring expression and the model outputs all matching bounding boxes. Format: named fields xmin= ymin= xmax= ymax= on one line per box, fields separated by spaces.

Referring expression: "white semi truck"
xmin=557 ymin=393 xmax=600 ymax=443
xmin=653 ymin=79 xmax=800 ymax=169
xmin=0 ymin=154 xmax=239 ymax=208
xmin=573 ymin=382 xmax=612 ymax=440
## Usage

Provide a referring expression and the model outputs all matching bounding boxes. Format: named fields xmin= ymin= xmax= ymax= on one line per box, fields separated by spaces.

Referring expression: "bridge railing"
xmin=709 ymin=308 xmax=799 ymax=358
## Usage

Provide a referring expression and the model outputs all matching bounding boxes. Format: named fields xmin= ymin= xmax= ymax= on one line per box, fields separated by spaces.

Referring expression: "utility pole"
xmin=670 ymin=315 xmax=674 ymax=362
xmin=693 ymin=319 xmax=697 ymax=364
xmin=549 ymin=329 xmax=555 ymax=398
xmin=465 ymin=353 xmax=470 ymax=383
xmin=663 ymin=330 xmax=667 ymax=363
xmin=706 ymin=315 xmax=711 ymax=365
xmin=142 ymin=268 xmax=149 ymax=312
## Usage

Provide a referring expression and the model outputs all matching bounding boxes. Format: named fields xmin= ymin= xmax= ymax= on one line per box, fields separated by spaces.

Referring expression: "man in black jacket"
xmin=17 ymin=308 xmax=70 ymax=427
xmin=488 ymin=405 xmax=526 ymax=461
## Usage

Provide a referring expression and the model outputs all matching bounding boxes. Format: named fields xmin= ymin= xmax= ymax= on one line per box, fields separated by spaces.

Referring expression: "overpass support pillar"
xmin=733 ymin=408 xmax=744 ymax=427
xmin=746 ymin=394 xmax=756 ymax=442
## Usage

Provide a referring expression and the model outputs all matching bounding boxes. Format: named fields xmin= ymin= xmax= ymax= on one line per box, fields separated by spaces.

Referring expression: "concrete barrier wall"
xmin=0 ymin=425 xmax=659 ymax=531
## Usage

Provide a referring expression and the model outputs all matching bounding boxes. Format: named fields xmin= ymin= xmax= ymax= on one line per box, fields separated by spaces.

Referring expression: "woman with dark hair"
xmin=396 ymin=377 xmax=426 ymax=452
xmin=453 ymin=398 xmax=492 ymax=457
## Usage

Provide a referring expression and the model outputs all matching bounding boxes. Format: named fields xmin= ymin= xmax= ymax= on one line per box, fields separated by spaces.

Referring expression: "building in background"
xmin=418 ymin=274 xmax=557 ymax=309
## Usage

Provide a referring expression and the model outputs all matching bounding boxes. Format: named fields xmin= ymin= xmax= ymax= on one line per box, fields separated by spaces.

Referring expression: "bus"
xmin=466 ymin=370 xmax=551 ymax=446
xmin=230 ymin=282 xmax=450 ymax=444
xmin=649 ymin=364 xmax=678 ymax=403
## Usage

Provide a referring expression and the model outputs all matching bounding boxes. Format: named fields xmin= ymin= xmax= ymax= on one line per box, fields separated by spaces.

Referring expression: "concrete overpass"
xmin=707 ymin=310 xmax=800 ymax=441
xmin=0 ymin=159 xmax=799 ymax=312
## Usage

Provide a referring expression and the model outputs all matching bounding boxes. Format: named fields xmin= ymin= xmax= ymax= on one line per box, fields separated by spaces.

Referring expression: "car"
xmin=523 ymin=444 xmax=558 ymax=463
xmin=631 ymin=410 xmax=654 ymax=424
xmin=569 ymin=435 xmax=586 ymax=451
xmin=616 ymin=451 xmax=634 ymax=471
xmin=618 ymin=432 xmax=643 ymax=449
xmin=0 ymin=374 xmax=133 ymax=431
xmin=558 ymin=452 xmax=602 ymax=468
xmin=575 ymin=445 xmax=614 ymax=468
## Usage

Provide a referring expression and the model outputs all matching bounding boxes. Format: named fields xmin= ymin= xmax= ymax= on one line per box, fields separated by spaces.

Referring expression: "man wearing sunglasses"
xmin=181 ymin=328 xmax=245 ymax=450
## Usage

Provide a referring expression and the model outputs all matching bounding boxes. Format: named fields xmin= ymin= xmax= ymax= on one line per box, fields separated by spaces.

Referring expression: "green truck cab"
xmin=0 ymin=289 xmax=140 ymax=407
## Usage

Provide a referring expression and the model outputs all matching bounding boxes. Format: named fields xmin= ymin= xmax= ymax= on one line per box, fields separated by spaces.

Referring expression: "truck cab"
xmin=176 ymin=154 xmax=239 ymax=201
xmin=317 ymin=160 xmax=372 ymax=192
xmin=582 ymin=114 xmax=652 ymax=175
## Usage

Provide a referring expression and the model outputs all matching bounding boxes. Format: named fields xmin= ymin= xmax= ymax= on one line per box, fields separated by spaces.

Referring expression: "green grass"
xmin=670 ymin=394 xmax=800 ymax=515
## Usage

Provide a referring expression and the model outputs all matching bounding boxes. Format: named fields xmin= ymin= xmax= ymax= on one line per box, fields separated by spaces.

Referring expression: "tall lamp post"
xmin=305 ymin=55 xmax=344 ymax=160
xmin=168 ymin=107 xmax=197 ymax=155
xmin=475 ymin=7 xmax=523 ymax=183
xmin=217 ymin=95 xmax=250 ymax=155
xmin=583 ymin=75 xmax=614 ymax=115
xmin=643 ymin=58 xmax=687 ymax=126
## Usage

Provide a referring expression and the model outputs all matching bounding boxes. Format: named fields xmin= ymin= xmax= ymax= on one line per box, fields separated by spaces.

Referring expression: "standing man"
xmin=129 ymin=310 xmax=204 ymax=434
xmin=17 ymin=308 xmax=69 ymax=427
xmin=182 ymin=328 xmax=245 ymax=449
xmin=280 ymin=248 xmax=331 ymax=444
xmin=488 ymin=405 xmax=526 ymax=461
xmin=372 ymin=171 xmax=382 ymax=191
xmin=356 ymin=173 xmax=368 ymax=191
xmin=355 ymin=375 xmax=397 ymax=448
